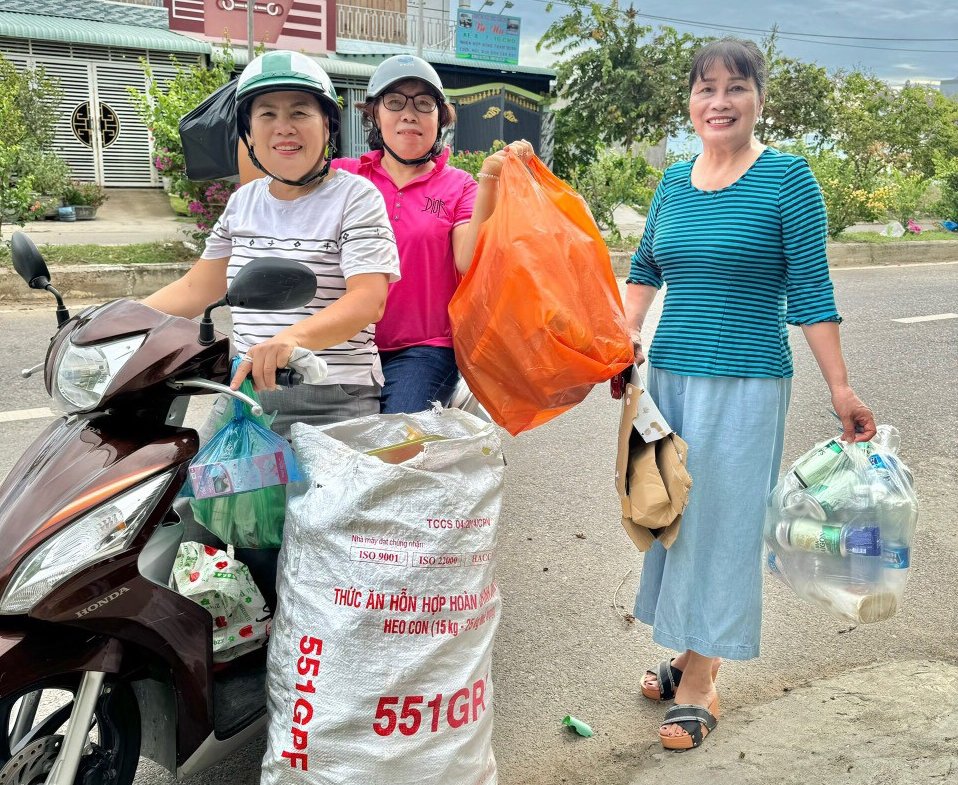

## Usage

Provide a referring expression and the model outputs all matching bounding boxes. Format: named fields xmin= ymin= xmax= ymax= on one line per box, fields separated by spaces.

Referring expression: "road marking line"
xmin=892 ymin=313 xmax=958 ymax=324
xmin=0 ymin=407 xmax=57 ymax=423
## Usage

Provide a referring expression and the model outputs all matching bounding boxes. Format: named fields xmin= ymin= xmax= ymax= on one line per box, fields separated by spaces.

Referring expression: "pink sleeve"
xmin=453 ymin=173 xmax=478 ymax=226
xmin=330 ymin=157 xmax=360 ymax=174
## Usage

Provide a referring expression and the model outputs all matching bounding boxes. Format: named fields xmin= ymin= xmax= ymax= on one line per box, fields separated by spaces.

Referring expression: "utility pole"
xmin=247 ymin=0 xmax=254 ymax=63
xmin=417 ymin=0 xmax=425 ymax=57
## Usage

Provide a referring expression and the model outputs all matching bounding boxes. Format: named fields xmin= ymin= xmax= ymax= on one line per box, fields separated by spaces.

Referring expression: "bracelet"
xmin=476 ymin=172 xmax=499 ymax=181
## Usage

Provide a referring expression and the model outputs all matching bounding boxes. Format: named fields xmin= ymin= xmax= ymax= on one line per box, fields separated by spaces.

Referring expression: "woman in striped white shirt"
xmin=144 ymin=51 xmax=400 ymax=609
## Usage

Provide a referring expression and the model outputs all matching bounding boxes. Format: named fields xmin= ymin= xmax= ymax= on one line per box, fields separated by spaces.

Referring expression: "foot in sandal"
xmin=641 ymin=653 xmax=720 ymax=702
xmin=659 ymin=694 xmax=720 ymax=750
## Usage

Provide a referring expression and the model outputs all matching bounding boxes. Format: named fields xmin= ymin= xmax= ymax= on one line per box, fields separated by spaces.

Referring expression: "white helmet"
xmin=366 ymin=55 xmax=445 ymax=101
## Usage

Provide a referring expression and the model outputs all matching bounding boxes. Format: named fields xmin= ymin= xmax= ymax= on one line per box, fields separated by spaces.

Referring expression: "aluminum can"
xmin=776 ymin=518 xmax=881 ymax=557
xmin=792 ymin=439 xmax=849 ymax=488
xmin=777 ymin=519 xmax=843 ymax=555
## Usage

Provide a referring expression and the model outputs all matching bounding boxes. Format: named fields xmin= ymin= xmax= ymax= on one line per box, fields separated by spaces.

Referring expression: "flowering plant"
xmin=154 ymin=149 xmax=175 ymax=173
xmin=187 ymin=181 xmax=236 ymax=234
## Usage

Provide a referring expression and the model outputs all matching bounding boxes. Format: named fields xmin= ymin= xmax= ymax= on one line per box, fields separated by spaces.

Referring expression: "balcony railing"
xmin=337 ymin=4 xmax=455 ymax=51
xmin=107 ymin=0 xmax=166 ymax=6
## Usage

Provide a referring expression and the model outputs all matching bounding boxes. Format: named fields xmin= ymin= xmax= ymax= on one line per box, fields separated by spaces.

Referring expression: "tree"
xmin=538 ymin=1 xmax=703 ymax=150
xmin=829 ymin=71 xmax=958 ymax=183
xmin=0 ymin=55 xmax=64 ymax=241
xmin=549 ymin=106 xmax=602 ymax=183
xmin=129 ymin=50 xmax=238 ymax=239
xmin=571 ymin=148 xmax=660 ymax=238
xmin=756 ymin=32 xmax=834 ymax=145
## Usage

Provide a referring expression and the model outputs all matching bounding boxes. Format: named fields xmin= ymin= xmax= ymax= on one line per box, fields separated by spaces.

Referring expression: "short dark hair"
xmin=355 ymin=81 xmax=457 ymax=153
xmin=688 ymin=38 xmax=767 ymax=97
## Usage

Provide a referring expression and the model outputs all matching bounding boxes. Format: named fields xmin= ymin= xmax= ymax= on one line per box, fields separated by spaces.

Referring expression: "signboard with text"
xmin=455 ymin=9 xmax=520 ymax=65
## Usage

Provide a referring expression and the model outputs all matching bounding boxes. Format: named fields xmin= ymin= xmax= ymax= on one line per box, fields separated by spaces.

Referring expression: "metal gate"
xmin=5 ymin=41 xmax=179 ymax=187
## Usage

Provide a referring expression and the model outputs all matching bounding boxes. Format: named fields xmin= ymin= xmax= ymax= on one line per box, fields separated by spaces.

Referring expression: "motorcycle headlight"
xmin=53 ymin=334 xmax=146 ymax=412
xmin=0 ymin=471 xmax=174 ymax=615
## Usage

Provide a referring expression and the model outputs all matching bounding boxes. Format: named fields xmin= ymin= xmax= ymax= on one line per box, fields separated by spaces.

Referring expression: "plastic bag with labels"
xmin=764 ymin=425 xmax=918 ymax=624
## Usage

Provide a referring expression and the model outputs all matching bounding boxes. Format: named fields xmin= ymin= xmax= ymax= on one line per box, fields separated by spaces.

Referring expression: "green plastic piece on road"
xmin=562 ymin=715 xmax=594 ymax=737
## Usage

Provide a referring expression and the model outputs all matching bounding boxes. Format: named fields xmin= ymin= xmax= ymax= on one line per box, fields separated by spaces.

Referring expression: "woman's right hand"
xmin=633 ymin=341 xmax=645 ymax=367
xmin=631 ymin=331 xmax=645 ymax=367
xmin=477 ymin=139 xmax=534 ymax=179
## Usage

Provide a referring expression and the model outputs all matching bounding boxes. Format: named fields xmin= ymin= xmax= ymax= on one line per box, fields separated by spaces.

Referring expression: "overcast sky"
xmin=495 ymin=0 xmax=958 ymax=85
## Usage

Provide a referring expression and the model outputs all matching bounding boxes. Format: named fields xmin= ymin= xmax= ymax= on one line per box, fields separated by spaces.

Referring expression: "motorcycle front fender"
xmin=0 ymin=623 xmax=122 ymax=699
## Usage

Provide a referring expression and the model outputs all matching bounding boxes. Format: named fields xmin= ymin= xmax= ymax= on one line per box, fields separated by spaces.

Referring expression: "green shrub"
xmin=933 ymin=153 xmax=958 ymax=222
xmin=62 ymin=181 xmax=108 ymax=208
xmin=571 ymin=148 xmax=660 ymax=239
xmin=884 ymin=170 xmax=931 ymax=225
xmin=19 ymin=150 xmax=71 ymax=197
xmin=448 ymin=140 xmax=506 ymax=179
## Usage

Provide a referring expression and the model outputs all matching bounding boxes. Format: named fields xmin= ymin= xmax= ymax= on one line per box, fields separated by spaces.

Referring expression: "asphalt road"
xmin=0 ymin=263 xmax=955 ymax=785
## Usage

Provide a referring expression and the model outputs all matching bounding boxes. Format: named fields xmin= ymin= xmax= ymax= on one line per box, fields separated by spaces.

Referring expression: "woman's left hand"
xmin=831 ymin=385 xmax=877 ymax=443
xmin=478 ymin=139 xmax=535 ymax=179
xmin=231 ymin=333 xmax=300 ymax=392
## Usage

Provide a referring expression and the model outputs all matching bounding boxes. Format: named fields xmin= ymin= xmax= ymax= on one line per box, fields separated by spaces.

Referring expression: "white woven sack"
xmin=262 ymin=408 xmax=504 ymax=785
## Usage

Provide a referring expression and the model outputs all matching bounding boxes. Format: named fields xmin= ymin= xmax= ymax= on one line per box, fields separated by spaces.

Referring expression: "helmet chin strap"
xmin=242 ymin=137 xmax=333 ymax=187
xmin=376 ymin=121 xmax=441 ymax=167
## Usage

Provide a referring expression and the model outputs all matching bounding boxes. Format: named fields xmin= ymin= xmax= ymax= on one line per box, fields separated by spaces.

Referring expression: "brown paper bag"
xmin=614 ymin=380 xmax=692 ymax=551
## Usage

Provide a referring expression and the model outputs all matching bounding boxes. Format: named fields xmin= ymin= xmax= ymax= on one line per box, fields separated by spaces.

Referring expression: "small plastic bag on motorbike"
xmin=764 ymin=425 xmax=918 ymax=624
xmin=447 ymin=154 xmax=634 ymax=436
xmin=262 ymin=408 xmax=504 ymax=785
xmin=172 ymin=542 xmax=271 ymax=662
xmin=184 ymin=361 xmax=301 ymax=549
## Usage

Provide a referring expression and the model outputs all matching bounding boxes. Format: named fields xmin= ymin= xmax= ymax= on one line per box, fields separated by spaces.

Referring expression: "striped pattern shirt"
xmin=203 ymin=171 xmax=400 ymax=387
xmin=628 ymin=148 xmax=840 ymax=379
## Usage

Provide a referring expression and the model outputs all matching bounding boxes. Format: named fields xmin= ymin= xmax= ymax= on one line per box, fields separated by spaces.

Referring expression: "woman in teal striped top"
xmin=626 ymin=38 xmax=876 ymax=751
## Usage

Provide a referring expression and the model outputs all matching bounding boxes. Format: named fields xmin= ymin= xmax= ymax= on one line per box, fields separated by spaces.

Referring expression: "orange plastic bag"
xmin=448 ymin=153 xmax=633 ymax=435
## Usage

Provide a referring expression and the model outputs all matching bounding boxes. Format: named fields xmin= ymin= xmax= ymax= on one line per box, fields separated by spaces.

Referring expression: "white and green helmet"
xmin=236 ymin=50 xmax=340 ymax=136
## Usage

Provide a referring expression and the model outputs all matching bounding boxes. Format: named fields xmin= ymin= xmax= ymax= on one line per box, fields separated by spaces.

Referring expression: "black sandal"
xmin=642 ymin=659 xmax=683 ymax=702
xmin=659 ymin=698 xmax=719 ymax=750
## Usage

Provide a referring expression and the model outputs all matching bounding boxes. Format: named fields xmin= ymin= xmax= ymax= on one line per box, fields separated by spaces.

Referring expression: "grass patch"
xmin=834 ymin=230 xmax=958 ymax=243
xmin=1 ymin=241 xmax=196 ymax=266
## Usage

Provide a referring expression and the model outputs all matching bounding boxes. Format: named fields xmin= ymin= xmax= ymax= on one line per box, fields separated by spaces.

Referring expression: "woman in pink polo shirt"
xmin=332 ymin=54 xmax=532 ymax=413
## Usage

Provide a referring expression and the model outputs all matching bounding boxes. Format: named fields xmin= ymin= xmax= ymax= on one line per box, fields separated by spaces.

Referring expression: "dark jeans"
xmin=379 ymin=346 xmax=459 ymax=414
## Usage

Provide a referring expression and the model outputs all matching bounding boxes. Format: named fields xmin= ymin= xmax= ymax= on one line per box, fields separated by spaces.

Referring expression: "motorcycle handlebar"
xmin=169 ymin=367 xmax=304 ymax=417
xmin=274 ymin=368 xmax=304 ymax=387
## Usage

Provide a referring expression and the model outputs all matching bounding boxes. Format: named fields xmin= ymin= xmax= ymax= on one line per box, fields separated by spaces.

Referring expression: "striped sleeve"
xmin=627 ymin=171 xmax=666 ymax=288
xmin=780 ymin=158 xmax=841 ymax=325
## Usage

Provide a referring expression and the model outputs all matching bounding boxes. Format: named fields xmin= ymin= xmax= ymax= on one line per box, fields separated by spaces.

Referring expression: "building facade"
xmin=0 ymin=0 xmax=553 ymax=186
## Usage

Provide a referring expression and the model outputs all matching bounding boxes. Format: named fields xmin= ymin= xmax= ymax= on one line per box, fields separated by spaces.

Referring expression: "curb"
xmin=2 ymin=244 xmax=956 ymax=303
xmin=609 ymin=240 xmax=958 ymax=277
xmin=0 ymin=263 xmax=193 ymax=304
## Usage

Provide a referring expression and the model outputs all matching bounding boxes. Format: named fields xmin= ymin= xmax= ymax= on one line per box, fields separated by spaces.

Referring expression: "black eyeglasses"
xmin=381 ymin=92 xmax=439 ymax=113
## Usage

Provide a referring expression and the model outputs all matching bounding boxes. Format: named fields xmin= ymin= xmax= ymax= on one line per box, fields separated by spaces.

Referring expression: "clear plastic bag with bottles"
xmin=764 ymin=425 xmax=918 ymax=624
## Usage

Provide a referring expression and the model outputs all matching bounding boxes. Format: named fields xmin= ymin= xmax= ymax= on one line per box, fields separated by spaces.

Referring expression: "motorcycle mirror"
xmin=226 ymin=258 xmax=317 ymax=310
xmin=11 ymin=232 xmax=52 ymax=289
xmin=198 ymin=258 xmax=317 ymax=345
xmin=11 ymin=232 xmax=70 ymax=326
